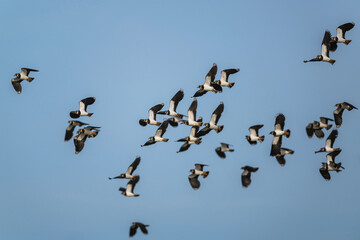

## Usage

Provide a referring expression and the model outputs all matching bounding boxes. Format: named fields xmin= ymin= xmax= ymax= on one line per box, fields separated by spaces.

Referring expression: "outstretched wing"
xmin=210 ymin=102 xmax=224 ymax=125
xmin=220 ymin=68 xmax=239 ymax=84
xmin=126 ymin=157 xmax=141 ymax=175
xmin=79 ymin=97 xmax=96 ymax=112
xmin=155 ymin=120 xmax=168 ymax=137
xmin=188 ymin=174 xmax=200 ymax=190
xmin=204 ymin=63 xmax=217 ymax=85
xmin=170 ymin=89 xmax=184 ymax=113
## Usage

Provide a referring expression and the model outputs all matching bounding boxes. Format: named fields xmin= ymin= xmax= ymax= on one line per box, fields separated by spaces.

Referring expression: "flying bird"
xmin=141 ymin=120 xmax=169 ymax=147
xmin=193 ymin=63 xmax=222 ymax=97
xmin=65 ymin=120 xmax=89 ymax=141
xmin=70 ymin=97 xmax=96 ymax=118
xmin=77 ymin=126 xmax=100 ymax=138
xmin=158 ymin=89 xmax=185 ymax=127
xmin=188 ymin=164 xmax=209 ymax=190
xmin=73 ymin=132 xmax=87 ymax=154
xmin=109 ymin=157 xmax=140 ymax=180
xmin=246 ymin=124 xmax=265 ymax=145
xmin=11 ymin=68 xmax=39 ymax=94
xmin=129 ymin=222 xmax=149 ymax=237
xmin=333 ymin=102 xmax=358 ymax=127
xmin=197 ymin=102 xmax=224 ymax=137
xmin=181 ymin=98 xmax=203 ymax=127
xmin=319 ymin=150 xmax=344 ymax=181
xmin=306 ymin=122 xmax=324 ymax=139
xmin=241 ymin=166 xmax=259 ymax=188
xmin=215 ymin=143 xmax=234 ymax=158
xmin=332 ymin=22 xmax=355 ymax=45
xmin=215 ymin=68 xmax=240 ymax=88
xmin=315 ymin=129 xmax=341 ymax=153
xmin=275 ymin=148 xmax=294 ymax=166
xmin=270 ymin=114 xmax=290 ymax=138
xmin=176 ymin=126 xmax=202 ymax=153
xmin=119 ymin=175 xmax=140 ymax=197
xmin=139 ymin=103 xmax=164 ymax=127
xmin=304 ymin=31 xmax=336 ymax=64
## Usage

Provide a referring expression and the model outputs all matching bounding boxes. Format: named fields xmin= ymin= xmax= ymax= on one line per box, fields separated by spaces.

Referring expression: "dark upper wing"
xmin=306 ymin=123 xmax=314 ymax=138
xmin=322 ymin=31 xmax=331 ymax=45
xmin=241 ymin=170 xmax=251 ymax=188
xmin=65 ymin=123 xmax=76 ymax=141
xmin=274 ymin=114 xmax=285 ymax=130
xmin=127 ymin=157 xmax=141 ymax=175
xmin=149 ymin=103 xmax=164 ymax=121
xmin=204 ymin=63 xmax=217 ymax=85
xmin=74 ymin=134 xmax=87 ymax=154
xmin=270 ymin=135 xmax=282 ymax=156
xmin=155 ymin=120 xmax=169 ymax=137
xmin=326 ymin=129 xmax=338 ymax=148
xmin=333 ymin=107 xmax=344 ymax=127
xmin=250 ymin=124 xmax=263 ymax=136
xmin=11 ymin=80 xmax=22 ymax=94
xmin=314 ymin=129 xmax=325 ymax=139
xmin=197 ymin=127 xmax=211 ymax=137
xmin=129 ymin=225 xmax=137 ymax=237
xmin=319 ymin=168 xmax=330 ymax=181
xmin=137 ymin=223 xmax=149 ymax=234
xmin=177 ymin=142 xmax=191 ymax=153
xmin=80 ymin=97 xmax=96 ymax=111
xmin=337 ymin=22 xmax=355 ymax=38
xmin=195 ymin=164 xmax=207 ymax=171
xmin=193 ymin=89 xmax=207 ymax=97
xmin=188 ymin=174 xmax=200 ymax=190
xmin=170 ymin=89 xmax=184 ymax=112
xmin=276 ymin=156 xmax=286 ymax=166
xmin=21 ymin=68 xmax=39 ymax=76
xmin=220 ymin=68 xmax=240 ymax=83
xmin=343 ymin=102 xmax=358 ymax=110
xmin=215 ymin=147 xmax=226 ymax=158
xmin=188 ymin=98 xmax=198 ymax=121
xmin=210 ymin=102 xmax=224 ymax=125
xmin=128 ymin=175 xmax=140 ymax=192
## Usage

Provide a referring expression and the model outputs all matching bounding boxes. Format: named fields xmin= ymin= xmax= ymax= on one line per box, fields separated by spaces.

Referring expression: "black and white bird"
xmin=214 ymin=68 xmax=240 ymax=88
xmin=269 ymin=114 xmax=290 ymax=138
xmin=70 ymin=97 xmax=96 ymax=118
xmin=181 ymin=98 xmax=203 ymax=127
xmin=275 ymin=148 xmax=294 ymax=166
xmin=215 ymin=143 xmax=234 ymax=158
xmin=109 ymin=157 xmax=140 ymax=180
xmin=65 ymin=120 xmax=89 ymax=141
xmin=319 ymin=150 xmax=344 ymax=181
xmin=246 ymin=124 xmax=265 ymax=145
xmin=73 ymin=132 xmax=87 ymax=154
xmin=119 ymin=175 xmax=140 ymax=197
xmin=188 ymin=164 xmax=209 ymax=190
xmin=241 ymin=166 xmax=259 ymax=188
xmin=332 ymin=22 xmax=355 ymax=45
xmin=11 ymin=68 xmax=39 ymax=94
xmin=197 ymin=102 xmax=224 ymax=137
xmin=176 ymin=126 xmax=202 ymax=153
xmin=306 ymin=117 xmax=333 ymax=139
xmin=158 ymin=89 xmax=185 ymax=127
xmin=315 ymin=129 xmax=341 ymax=153
xmin=77 ymin=126 xmax=100 ymax=138
xmin=129 ymin=222 xmax=149 ymax=237
xmin=141 ymin=120 xmax=169 ymax=147
xmin=304 ymin=31 xmax=336 ymax=64
xmin=139 ymin=103 xmax=164 ymax=127
xmin=193 ymin=63 xmax=222 ymax=97
xmin=333 ymin=102 xmax=358 ymax=127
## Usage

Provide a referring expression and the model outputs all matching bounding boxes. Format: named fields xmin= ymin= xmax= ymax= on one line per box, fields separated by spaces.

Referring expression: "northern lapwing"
xmin=334 ymin=102 xmax=358 ymax=127
xmin=139 ymin=103 xmax=164 ymax=127
xmin=215 ymin=143 xmax=234 ymax=158
xmin=246 ymin=124 xmax=265 ymax=145
xmin=304 ymin=31 xmax=335 ymax=64
xmin=188 ymin=164 xmax=209 ymax=190
xmin=181 ymin=98 xmax=202 ymax=127
xmin=270 ymin=113 xmax=290 ymax=138
xmin=193 ymin=63 xmax=222 ymax=97
xmin=241 ymin=166 xmax=259 ymax=188
xmin=109 ymin=157 xmax=140 ymax=180
xmin=65 ymin=121 xmax=89 ymax=141
xmin=319 ymin=150 xmax=344 ymax=181
xmin=332 ymin=22 xmax=355 ymax=45
xmin=215 ymin=68 xmax=240 ymax=88
xmin=176 ymin=126 xmax=202 ymax=153
xmin=275 ymin=148 xmax=294 ymax=166
xmin=315 ymin=129 xmax=341 ymax=153
xmin=11 ymin=68 xmax=39 ymax=94
xmin=119 ymin=175 xmax=140 ymax=197
xmin=70 ymin=97 xmax=96 ymax=119
xmin=197 ymin=102 xmax=224 ymax=137
xmin=158 ymin=89 xmax=185 ymax=127
xmin=129 ymin=222 xmax=149 ymax=237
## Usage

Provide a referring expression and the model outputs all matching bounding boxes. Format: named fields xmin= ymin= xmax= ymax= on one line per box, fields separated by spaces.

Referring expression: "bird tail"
xmin=88 ymin=113 xmax=94 ymax=117
xmin=329 ymin=59 xmax=336 ymax=65
xmin=229 ymin=149 xmax=234 ymax=152
xmin=258 ymin=136 xmax=265 ymax=142
xmin=216 ymin=125 xmax=224 ymax=133
xmin=27 ymin=77 xmax=34 ymax=82
xmin=345 ymin=40 xmax=352 ymax=45
xmin=326 ymin=124 xmax=332 ymax=130
xmin=202 ymin=171 xmax=209 ymax=178
xmin=228 ymin=82 xmax=235 ymax=88
xmin=163 ymin=139 xmax=169 ymax=142
xmin=285 ymin=129 xmax=291 ymax=138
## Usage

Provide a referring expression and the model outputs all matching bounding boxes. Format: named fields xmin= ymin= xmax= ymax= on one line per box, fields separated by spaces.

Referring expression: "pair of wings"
xmin=129 ymin=222 xmax=149 ymax=237
xmin=219 ymin=68 xmax=240 ymax=84
xmin=70 ymin=97 xmax=96 ymax=118
xmin=274 ymin=114 xmax=286 ymax=131
xmin=249 ymin=124 xmax=263 ymax=137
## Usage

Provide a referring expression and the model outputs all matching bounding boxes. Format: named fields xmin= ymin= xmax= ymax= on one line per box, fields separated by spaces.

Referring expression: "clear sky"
xmin=1 ymin=0 xmax=360 ymax=239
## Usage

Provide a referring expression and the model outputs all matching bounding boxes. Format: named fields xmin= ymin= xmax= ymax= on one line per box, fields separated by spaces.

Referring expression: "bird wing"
xmin=314 ymin=129 xmax=325 ymax=139
xmin=276 ymin=156 xmax=286 ymax=166
xmin=126 ymin=157 xmax=141 ymax=175
xmin=127 ymin=176 xmax=140 ymax=193
xmin=193 ymin=89 xmax=207 ymax=97
xmin=337 ymin=22 xmax=355 ymax=38
xmin=65 ymin=123 xmax=76 ymax=141
xmin=11 ymin=79 xmax=22 ymax=94
xmin=155 ymin=120 xmax=168 ymax=137
xmin=21 ymin=68 xmax=38 ymax=77
xmin=188 ymin=174 xmax=200 ymax=190
xmin=188 ymin=98 xmax=197 ymax=122
xmin=190 ymin=126 xmax=199 ymax=138
xmin=326 ymin=129 xmax=338 ymax=148
xmin=149 ymin=103 xmax=164 ymax=122
xmin=333 ymin=107 xmax=344 ymax=127
xmin=306 ymin=123 xmax=314 ymax=138
xmin=271 ymin=135 xmax=282 ymax=156
xmin=204 ymin=63 xmax=217 ymax=85
xmin=196 ymin=127 xmax=211 ymax=137
xmin=129 ymin=225 xmax=137 ymax=237
xmin=169 ymin=89 xmax=184 ymax=113
xmin=249 ymin=124 xmax=263 ymax=137
xmin=220 ymin=142 xmax=230 ymax=149
xmin=215 ymin=147 xmax=226 ymax=158
xmin=137 ymin=223 xmax=149 ymax=234
xmin=319 ymin=168 xmax=330 ymax=181
xmin=241 ymin=170 xmax=251 ymax=188
xmin=178 ymin=142 xmax=191 ymax=152
xmin=326 ymin=150 xmax=341 ymax=164
xmin=195 ymin=164 xmax=207 ymax=171
xmin=321 ymin=31 xmax=331 ymax=57
xmin=210 ymin=102 xmax=224 ymax=125
xmin=320 ymin=117 xmax=333 ymax=124
xmin=74 ymin=133 xmax=87 ymax=154
xmin=343 ymin=102 xmax=358 ymax=110
xmin=274 ymin=114 xmax=285 ymax=131
xmin=79 ymin=97 xmax=96 ymax=112
xmin=220 ymin=68 xmax=239 ymax=84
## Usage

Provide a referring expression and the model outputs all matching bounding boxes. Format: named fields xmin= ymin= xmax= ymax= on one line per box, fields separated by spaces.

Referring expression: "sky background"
xmin=1 ymin=0 xmax=360 ymax=239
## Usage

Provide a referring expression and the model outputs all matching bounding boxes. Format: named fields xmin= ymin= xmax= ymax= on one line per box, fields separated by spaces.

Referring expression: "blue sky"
xmin=1 ymin=0 xmax=360 ymax=239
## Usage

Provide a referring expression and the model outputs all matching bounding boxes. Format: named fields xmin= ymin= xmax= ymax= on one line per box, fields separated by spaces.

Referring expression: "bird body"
xmin=70 ymin=97 xmax=96 ymax=118
xmin=270 ymin=114 xmax=290 ymax=138
xmin=215 ymin=68 xmax=240 ymax=88
xmin=119 ymin=176 xmax=140 ymax=197
xmin=215 ymin=143 xmax=234 ymax=158
xmin=182 ymin=98 xmax=203 ymax=127
xmin=304 ymin=31 xmax=335 ymax=64
xmin=315 ymin=129 xmax=341 ymax=153
xmin=246 ymin=124 xmax=265 ymax=144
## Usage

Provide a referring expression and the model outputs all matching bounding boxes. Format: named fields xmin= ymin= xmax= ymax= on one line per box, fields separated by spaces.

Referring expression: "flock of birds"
xmin=9 ymin=22 xmax=356 ymax=238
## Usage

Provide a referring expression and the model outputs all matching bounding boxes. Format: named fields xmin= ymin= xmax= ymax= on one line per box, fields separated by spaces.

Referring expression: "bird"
xmin=193 ymin=63 xmax=222 ymax=97
xmin=108 ymin=157 xmax=140 ymax=180
xmin=176 ymin=126 xmax=202 ymax=153
xmin=318 ymin=117 xmax=333 ymax=130
xmin=69 ymin=97 xmax=96 ymax=118
xmin=315 ymin=129 xmax=341 ymax=153
xmin=269 ymin=113 xmax=290 ymax=138
xmin=275 ymin=148 xmax=294 ymax=166
xmin=139 ymin=103 xmax=165 ymax=127
xmin=197 ymin=102 xmax=224 ymax=137
xmin=119 ymin=175 xmax=140 ymax=197
xmin=215 ymin=143 xmax=234 ymax=158
xmin=188 ymin=164 xmax=209 ymax=190
xmin=158 ymin=89 xmax=185 ymax=127
xmin=129 ymin=222 xmax=149 ymax=237
xmin=319 ymin=150 xmax=344 ymax=181
xmin=241 ymin=166 xmax=259 ymax=188
xmin=306 ymin=122 xmax=324 ymax=139
xmin=214 ymin=68 xmax=240 ymax=88
xmin=333 ymin=102 xmax=358 ymax=127
xmin=141 ymin=120 xmax=169 ymax=147
xmin=77 ymin=126 xmax=100 ymax=138
xmin=181 ymin=98 xmax=203 ymax=127
xmin=11 ymin=68 xmax=39 ymax=94
xmin=246 ymin=124 xmax=265 ymax=145
xmin=332 ymin=22 xmax=355 ymax=45
xmin=65 ymin=120 xmax=89 ymax=141
xmin=73 ymin=132 xmax=87 ymax=154
xmin=304 ymin=31 xmax=335 ymax=64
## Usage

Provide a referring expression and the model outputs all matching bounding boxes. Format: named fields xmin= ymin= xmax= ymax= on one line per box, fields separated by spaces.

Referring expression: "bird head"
xmin=313 ymin=121 xmax=320 ymax=127
xmin=335 ymin=103 xmax=340 ymax=108
xmin=332 ymin=37 xmax=337 ymax=41
xmin=204 ymin=123 xmax=210 ymax=128
xmin=165 ymin=110 xmax=170 ymax=115
xmin=215 ymin=80 xmax=220 ymax=85
xmin=120 ymin=174 xmax=126 ymax=178
xmin=144 ymin=119 xmax=149 ymax=123
xmin=245 ymin=136 xmax=250 ymax=141
xmin=189 ymin=169 xmax=195 ymax=173
xmin=14 ymin=73 xmax=20 ymax=77
xmin=149 ymin=136 xmax=155 ymax=141
xmin=68 ymin=120 xmax=73 ymax=124
xmin=121 ymin=191 xmax=126 ymax=196
xmin=317 ymin=55 xmax=322 ymax=60
xmin=269 ymin=131 xmax=275 ymax=135
xmin=185 ymin=137 xmax=190 ymax=141
xmin=198 ymin=85 xmax=204 ymax=89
